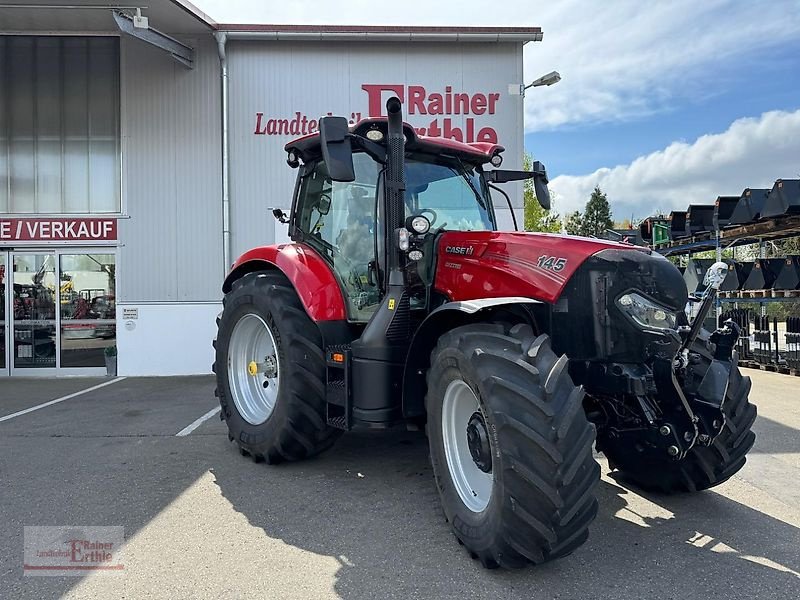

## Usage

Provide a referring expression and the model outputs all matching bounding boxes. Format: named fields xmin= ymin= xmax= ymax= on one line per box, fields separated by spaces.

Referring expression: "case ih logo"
xmin=253 ymin=83 xmax=501 ymax=143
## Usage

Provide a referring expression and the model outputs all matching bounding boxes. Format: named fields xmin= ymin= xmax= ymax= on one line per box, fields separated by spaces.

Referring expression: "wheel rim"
xmin=442 ymin=379 xmax=494 ymax=512
xmin=227 ymin=313 xmax=280 ymax=426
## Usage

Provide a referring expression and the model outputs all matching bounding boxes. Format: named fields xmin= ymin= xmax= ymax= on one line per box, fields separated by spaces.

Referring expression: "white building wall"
xmin=226 ymin=40 xmax=525 ymax=259
xmin=117 ymin=35 xmax=223 ymax=376
xmin=116 ymin=37 xmax=527 ymax=376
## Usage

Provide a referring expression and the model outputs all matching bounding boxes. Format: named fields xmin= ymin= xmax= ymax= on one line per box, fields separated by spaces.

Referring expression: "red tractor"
xmin=214 ymin=98 xmax=756 ymax=569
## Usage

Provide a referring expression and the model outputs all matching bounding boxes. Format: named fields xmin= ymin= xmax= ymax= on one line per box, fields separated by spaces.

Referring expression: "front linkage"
xmin=591 ymin=262 xmax=740 ymax=462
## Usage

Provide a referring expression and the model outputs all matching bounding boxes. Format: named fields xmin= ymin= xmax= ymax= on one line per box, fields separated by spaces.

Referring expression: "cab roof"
xmin=284 ymin=117 xmax=505 ymax=165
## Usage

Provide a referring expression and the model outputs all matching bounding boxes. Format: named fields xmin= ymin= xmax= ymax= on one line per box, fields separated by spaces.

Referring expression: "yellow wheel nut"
xmin=247 ymin=361 xmax=258 ymax=376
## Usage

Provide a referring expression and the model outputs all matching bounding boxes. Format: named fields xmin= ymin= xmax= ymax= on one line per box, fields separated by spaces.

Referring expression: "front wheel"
xmin=214 ymin=271 xmax=341 ymax=463
xmin=425 ymin=323 xmax=600 ymax=569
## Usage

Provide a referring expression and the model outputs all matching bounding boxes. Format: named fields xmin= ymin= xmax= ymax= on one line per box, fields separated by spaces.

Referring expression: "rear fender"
xmin=223 ymin=243 xmax=347 ymax=322
xmin=401 ymin=297 xmax=541 ymax=419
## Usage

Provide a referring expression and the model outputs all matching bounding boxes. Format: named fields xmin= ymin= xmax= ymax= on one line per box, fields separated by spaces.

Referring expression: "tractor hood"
xmin=433 ymin=230 xmax=650 ymax=304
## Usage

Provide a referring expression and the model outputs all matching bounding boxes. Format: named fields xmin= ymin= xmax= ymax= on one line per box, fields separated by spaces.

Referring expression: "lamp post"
xmin=521 ymin=71 xmax=561 ymax=96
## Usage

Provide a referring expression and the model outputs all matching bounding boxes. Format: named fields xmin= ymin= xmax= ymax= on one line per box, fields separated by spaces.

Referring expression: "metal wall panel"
xmin=119 ymin=36 xmax=222 ymax=302
xmin=227 ymin=41 xmax=524 ymax=258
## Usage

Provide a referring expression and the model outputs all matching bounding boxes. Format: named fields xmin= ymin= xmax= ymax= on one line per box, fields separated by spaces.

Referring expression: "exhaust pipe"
xmin=385 ymin=97 xmax=406 ymax=264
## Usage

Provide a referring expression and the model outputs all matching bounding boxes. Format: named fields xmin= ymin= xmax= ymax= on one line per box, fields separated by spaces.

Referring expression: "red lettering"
xmin=408 ymin=85 xmax=427 ymax=115
xmin=427 ymin=119 xmax=442 ymax=137
xmin=51 ymin=222 xmax=63 ymax=238
xmin=487 ymin=93 xmax=500 ymax=114
xmin=466 ymin=118 xmax=474 ymax=143
xmin=308 ymin=119 xmax=318 ymax=134
xmin=276 ymin=119 xmax=290 ymax=134
xmin=289 ymin=112 xmax=302 ymax=136
xmin=266 ymin=119 xmax=278 ymax=135
xmin=443 ymin=118 xmax=463 ymax=142
xmin=361 ymin=84 xmax=405 ymax=117
xmin=428 ymin=93 xmax=443 ymax=115
xmin=471 ymin=93 xmax=487 ymax=115
xmin=254 ymin=112 xmax=266 ymax=135
xmin=454 ymin=93 xmax=470 ymax=115
xmin=477 ymin=127 xmax=497 ymax=143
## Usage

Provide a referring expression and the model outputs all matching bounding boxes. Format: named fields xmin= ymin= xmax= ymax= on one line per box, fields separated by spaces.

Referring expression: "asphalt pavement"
xmin=0 ymin=370 xmax=798 ymax=599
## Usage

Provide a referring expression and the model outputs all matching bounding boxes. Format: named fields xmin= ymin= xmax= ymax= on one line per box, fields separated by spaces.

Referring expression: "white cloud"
xmin=549 ymin=109 xmax=800 ymax=220
xmin=194 ymin=1 xmax=800 ymax=131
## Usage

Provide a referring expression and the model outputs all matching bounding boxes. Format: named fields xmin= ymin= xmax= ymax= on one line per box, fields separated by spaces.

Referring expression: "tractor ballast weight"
xmin=728 ymin=188 xmax=770 ymax=225
xmin=713 ymin=196 xmax=741 ymax=229
xmin=214 ymin=97 xmax=757 ymax=571
xmin=761 ymin=179 xmax=800 ymax=219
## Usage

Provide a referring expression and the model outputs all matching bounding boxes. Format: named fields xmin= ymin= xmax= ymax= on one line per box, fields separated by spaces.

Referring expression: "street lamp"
xmin=522 ymin=71 xmax=561 ymax=96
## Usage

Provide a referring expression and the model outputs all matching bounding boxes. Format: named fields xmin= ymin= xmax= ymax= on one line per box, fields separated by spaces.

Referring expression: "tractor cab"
xmin=284 ymin=112 xmax=550 ymax=323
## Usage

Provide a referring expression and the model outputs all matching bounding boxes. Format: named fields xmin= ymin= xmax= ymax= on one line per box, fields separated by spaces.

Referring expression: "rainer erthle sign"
xmin=0 ymin=218 xmax=117 ymax=243
xmin=254 ymin=83 xmax=503 ymax=144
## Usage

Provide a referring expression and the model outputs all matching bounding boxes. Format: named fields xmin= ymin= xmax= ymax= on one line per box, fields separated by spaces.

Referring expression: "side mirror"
xmin=319 ymin=116 xmax=355 ymax=182
xmin=703 ymin=261 xmax=729 ymax=290
xmin=317 ymin=193 xmax=332 ymax=216
xmin=531 ymin=160 xmax=551 ymax=210
xmin=486 ymin=161 xmax=551 ymax=210
xmin=271 ymin=208 xmax=289 ymax=224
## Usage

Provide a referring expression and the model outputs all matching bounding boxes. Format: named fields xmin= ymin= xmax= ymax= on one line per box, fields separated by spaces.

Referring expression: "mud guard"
xmin=401 ymin=297 xmax=541 ymax=419
xmin=222 ymin=243 xmax=347 ymax=322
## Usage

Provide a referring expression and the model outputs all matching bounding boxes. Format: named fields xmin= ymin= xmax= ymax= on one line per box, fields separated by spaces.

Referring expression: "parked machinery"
xmin=686 ymin=204 xmax=715 ymax=235
xmin=772 ymin=256 xmax=800 ymax=291
xmin=728 ymin=188 xmax=771 ymax=226
xmin=214 ymin=97 xmax=757 ymax=570
xmin=684 ymin=258 xmax=736 ymax=295
xmin=762 ymin=179 xmax=800 ymax=219
xmin=669 ymin=210 xmax=689 ymax=239
xmin=742 ymin=258 xmax=785 ymax=291
xmin=713 ymin=196 xmax=742 ymax=229
xmin=787 ymin=317 xmax=800 ymax=370
xmin=719 ymin=261 xmax=753 ymax=292
xmin=639 ymin=216 xmax=670 ymax=245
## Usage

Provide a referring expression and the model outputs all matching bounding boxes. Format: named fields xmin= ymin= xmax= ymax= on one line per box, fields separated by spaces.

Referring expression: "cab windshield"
xmin=404 ymin=157 xmax=494 ymax=231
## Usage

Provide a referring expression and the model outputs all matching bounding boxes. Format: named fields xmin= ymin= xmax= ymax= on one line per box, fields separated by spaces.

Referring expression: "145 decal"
xmin=536 ymin=255 xmax=568 ymax=272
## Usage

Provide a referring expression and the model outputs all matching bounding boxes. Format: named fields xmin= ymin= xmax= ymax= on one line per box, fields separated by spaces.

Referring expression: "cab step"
xmin=325 ymin=344 xmax=352 ymax=430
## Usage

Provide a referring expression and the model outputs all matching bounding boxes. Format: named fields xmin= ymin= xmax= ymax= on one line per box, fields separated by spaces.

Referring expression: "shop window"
xmin=0 ymin=37 xmax=120 ymax=214
xmin=59 ymin=254 xmax=116 ymax=368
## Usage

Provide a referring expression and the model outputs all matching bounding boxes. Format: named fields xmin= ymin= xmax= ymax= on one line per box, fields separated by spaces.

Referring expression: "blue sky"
xmin=525 ymin=35 xmax=800 ymax=177
xmin=197 ymin=0 xmax=800 ymax=219
xmin=530 ymin=38 xmax=800 ymax=178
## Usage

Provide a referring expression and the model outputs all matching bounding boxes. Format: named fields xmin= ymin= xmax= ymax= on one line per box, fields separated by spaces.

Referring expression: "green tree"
xmin=563 ymin=210 xmax=584 ymax=235
xmin=522 ymin=153 xmax=561 ymax=232
xmin=582 ymin=186 xmax=614 ymax=237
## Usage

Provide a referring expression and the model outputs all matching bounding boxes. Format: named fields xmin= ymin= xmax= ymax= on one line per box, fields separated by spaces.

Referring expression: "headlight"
xmin=616 ymin=292 xmax=676 ymax=331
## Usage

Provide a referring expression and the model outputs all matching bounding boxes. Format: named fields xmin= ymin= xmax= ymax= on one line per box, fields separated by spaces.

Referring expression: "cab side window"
xmin=296 ymin=154 xmax=381 ymax=321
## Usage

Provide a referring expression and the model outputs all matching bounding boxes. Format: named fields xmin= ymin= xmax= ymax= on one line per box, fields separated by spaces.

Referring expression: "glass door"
xmin=3 ymin=249 xmax=116 ymax=376
xmin=11 ymin=253 xmax=58 ymax=372
xmin=1 ymin=251 xmax=8 ymax=376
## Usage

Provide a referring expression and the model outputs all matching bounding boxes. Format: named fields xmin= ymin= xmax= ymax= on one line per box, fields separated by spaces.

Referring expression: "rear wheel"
xmin=214 ymin=271 xmax=341 ymax=463
xmin=425 ymin=322 xmax=600 ymax=569
xmin=601 ymin=348 xmax=757 ymax=493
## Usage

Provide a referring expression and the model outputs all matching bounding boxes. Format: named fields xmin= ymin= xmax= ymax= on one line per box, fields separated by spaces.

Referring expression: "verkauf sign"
xmin=0 ymin=218 xmax=117 ymax=243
